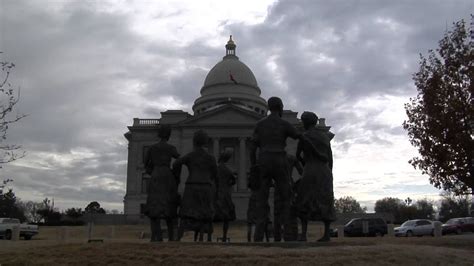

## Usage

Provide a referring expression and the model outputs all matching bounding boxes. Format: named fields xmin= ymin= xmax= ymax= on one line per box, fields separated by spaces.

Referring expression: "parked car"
xmin=0 ymin=218 xmax=39 ymax=240
xmin=331 ymin=217 xmax=388 ymax=237
xmin=394 ymin=219 xmax=435 ymax=237
xmin=442 ymin=217 xmax=474 ymax=235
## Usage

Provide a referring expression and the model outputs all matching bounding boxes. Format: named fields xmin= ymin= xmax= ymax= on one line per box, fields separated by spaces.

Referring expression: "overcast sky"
xmin=0 ymin=0 xmax=472 ymax=212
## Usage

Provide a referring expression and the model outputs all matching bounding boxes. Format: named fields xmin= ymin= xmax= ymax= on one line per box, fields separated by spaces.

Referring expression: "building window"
xmin=141 ymin=173 xmax=150 ymax=194
xmin=142 ymin=145 xmax=150 ymax=163
xmin=140 ymin=204 xmax=147 ymax=215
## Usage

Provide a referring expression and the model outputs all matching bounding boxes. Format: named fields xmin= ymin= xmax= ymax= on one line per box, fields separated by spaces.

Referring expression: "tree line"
xmin=0 ymin=188 xmax=118 ymax=225
xmin=333 ymin=194 xmax=470 ymax=224
xmin=1 ymin=186 xmax=470 ymax=225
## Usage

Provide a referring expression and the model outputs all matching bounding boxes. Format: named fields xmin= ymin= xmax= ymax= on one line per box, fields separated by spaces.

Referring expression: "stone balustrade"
xmin=133 ymin=118 xmax=160 ymax=126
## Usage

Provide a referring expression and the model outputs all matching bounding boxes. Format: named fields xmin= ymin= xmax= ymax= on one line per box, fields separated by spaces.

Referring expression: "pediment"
xmin=179 ymin=104 xmax=263 ymax=126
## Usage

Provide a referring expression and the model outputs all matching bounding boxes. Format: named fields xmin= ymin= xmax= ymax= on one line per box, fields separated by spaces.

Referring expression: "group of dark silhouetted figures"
xmin=144 ymin=96 xmax=335 ymax=243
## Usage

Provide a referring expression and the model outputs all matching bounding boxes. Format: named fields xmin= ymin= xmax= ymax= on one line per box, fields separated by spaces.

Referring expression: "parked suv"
xmin=333 ymin=218 xmax=388 ymax=237
xmin=442 ymin=217 xmax=474 ymax=235
xmin=394 ymin=219 xmax=434 ymax=237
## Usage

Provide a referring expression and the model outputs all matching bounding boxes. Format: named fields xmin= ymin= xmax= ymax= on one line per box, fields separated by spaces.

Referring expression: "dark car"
xmin=442 ymin=217 xmax=474 ymax=235
xmin=332 ymin=218 xmax=388 ymax=237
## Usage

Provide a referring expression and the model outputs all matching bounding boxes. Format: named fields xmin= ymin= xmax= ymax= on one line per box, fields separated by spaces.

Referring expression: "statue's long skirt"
xmin=145 ymin=166 xmax=179 ymax=219
xmin=294 ymin=160 xmax=336 ymax=222
xmin=179 ymin=183 xmax=215 ymax=226
xmin=214 ymin=187 xmax=236 ymax=222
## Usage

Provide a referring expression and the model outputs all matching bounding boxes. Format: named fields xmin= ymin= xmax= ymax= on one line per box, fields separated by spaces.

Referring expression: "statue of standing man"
xmin=249 ymin=97 xmax=301 ymax=242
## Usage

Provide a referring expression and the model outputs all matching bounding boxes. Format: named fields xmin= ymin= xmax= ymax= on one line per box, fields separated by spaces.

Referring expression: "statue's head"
xmin=218 ymin=150 xmax=233 ymax=163
xmin=158 ymin=125 xmax=171 ymax=140
xmin=301 ymin=111 xmax=318 ymax=129
xmin=267 ymin=97 xmax=283 ymax=116
xmin=193 ymin=129 xmax=209 ymax=147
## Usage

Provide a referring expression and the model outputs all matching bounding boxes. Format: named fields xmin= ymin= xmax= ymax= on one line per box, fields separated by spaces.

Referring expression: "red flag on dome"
xmin=229 ymin=71 xmax=238 ymax=85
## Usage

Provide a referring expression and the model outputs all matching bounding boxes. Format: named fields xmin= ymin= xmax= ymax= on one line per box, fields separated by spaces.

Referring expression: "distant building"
xmin=123 ymin=36 xmax=331 ymax=220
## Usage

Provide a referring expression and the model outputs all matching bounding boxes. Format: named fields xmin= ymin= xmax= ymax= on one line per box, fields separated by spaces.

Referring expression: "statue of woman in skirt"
xmin=173 ymin=130 xmax=217 ymax=242
xmin=295 ymin=111 xmax=336 ymax=242
xmin=144 ymin=125 xmax=180 ymax=242
xmin=214 ymin=151 xmax=236 ymax=242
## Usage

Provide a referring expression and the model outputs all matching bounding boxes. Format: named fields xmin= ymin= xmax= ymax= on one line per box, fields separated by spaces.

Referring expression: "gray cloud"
xmin=0 ymin=0 xmax=470 ymax=210
xmin=1 ymin=0 xmax=139 ymax=209
xmin=216 ymin=0 xmax=470 ymax=163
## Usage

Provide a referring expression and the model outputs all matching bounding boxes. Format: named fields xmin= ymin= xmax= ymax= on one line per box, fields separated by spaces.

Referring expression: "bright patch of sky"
xmin=105 ymin=0 xmax=277 ymax=46
xmin=1 ymin=0 xmax=471 ymax=212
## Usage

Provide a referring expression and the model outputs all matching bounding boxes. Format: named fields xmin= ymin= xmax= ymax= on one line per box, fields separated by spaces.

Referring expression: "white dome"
xmin=202 ymin=56 xmax=259 ymax=90
xmin=193 ymin=36 xmax=267 ymax=115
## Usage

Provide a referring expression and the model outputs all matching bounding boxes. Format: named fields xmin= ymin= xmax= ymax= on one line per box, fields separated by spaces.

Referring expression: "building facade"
xmin=123 ymin=37 xmax=330 ymax=220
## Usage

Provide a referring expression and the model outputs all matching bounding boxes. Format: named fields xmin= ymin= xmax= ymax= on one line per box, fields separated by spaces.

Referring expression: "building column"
xmin=213 ymin=137 xmax=220 ymax=158
xmin=238 ymin=137 xmax=247 ymax=191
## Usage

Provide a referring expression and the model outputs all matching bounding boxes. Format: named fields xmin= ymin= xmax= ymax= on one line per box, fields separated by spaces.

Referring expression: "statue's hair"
xmin=158 ymin=125 xmax=172 ymax=139
xmin=267 ymin=97 xmax=283 ymax=111
xmin=301 ymin=111 xmax=318 ymax=126
xmin=193 ymin=129 xmax=209 ymax=147
xmin=218 ymin=150 xmax=233 ymax=163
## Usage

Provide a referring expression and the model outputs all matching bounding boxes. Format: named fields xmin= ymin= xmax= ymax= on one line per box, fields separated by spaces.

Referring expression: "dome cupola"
xmin=225 ymin=35 xmax=237 ymax=57
xmin=192 ymin=36 xmax=267 ymax=115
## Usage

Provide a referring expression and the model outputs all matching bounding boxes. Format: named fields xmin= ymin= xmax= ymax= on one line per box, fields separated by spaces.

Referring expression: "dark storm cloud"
xmin=1 ymin=0 xmax=143 ymax=208
xmin=222 ymin=0 xmax=471 ymax=142
xmin=139 ymin=40 xmax=223 ymax=110
xmin=0 ymin=0 xmax=470 ymax=209
xmin=2 ymin=0 xmax=147 ymax=150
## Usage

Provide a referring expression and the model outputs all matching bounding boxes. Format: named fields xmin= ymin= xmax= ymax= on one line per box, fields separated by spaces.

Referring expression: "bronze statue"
xmin=143 ymin=125 xmax=180 ymax=242
xmin=173 ymin=130 xmax=217 ymax=242
xmin=295 ymin=111 xmax=336 ymax=242
xmin=214 ymin=151 xmax=237 ymax=242
xmin=246 ymin=169 xmax=271 ymax=242
xmin=274 ymin=154 xmax=303 ymax=241
xmin=249 ymin=96 xmax=301 ymax=242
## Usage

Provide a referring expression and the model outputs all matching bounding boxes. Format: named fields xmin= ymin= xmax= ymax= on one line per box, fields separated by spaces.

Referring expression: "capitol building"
xmin=123 ymin=36 xmax=330 ymax=220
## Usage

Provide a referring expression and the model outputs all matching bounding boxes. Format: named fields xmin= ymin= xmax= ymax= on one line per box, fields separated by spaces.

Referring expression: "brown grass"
xmin=1 ymin=224 xmax=473 ymax=265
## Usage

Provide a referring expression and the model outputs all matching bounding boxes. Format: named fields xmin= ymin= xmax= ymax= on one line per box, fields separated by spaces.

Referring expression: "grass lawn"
xmin=0 ymin=224 xmax=473 ymax=265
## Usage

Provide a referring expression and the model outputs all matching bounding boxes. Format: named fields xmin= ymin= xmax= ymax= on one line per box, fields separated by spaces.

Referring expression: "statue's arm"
xmin=294 ymin=157 xmax=303 ymax=176
xmin=300 ymin=135 xmax=329 ymax=163
xmin=172 ymin=146 xmax=180 ymax=159
xmin=286 ymin=121 xmax=302 ymax=140
xmin=296 ymin=140 xmax=304 ymax=166
xmin=172 ymin=155 xmax=186 ymax=184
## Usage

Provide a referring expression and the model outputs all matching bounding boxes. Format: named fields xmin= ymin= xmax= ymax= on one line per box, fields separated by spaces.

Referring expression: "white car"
xmin=394 ymin=219 xmax=435 ymax=237
xmin=0 ymin=218 xmax=39 ymax=240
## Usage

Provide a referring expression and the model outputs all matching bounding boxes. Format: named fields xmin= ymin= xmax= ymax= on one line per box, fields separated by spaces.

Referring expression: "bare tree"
xmin=17 ymin=200 xmax=46 ymax=223
xmin=0 ymin=53 xmax=27 ymax=165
